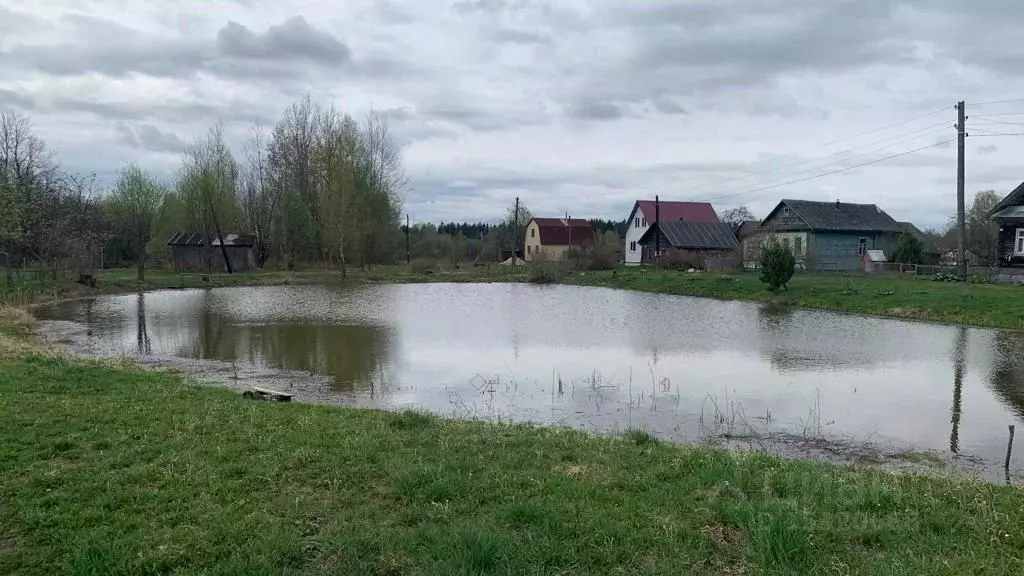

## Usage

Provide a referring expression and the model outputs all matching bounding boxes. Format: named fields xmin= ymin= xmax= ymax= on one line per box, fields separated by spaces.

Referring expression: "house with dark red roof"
xmin=524 ymin=218 xmax=594 ymax=262
xmin=623 ymin=200 xmax=720 ymax=265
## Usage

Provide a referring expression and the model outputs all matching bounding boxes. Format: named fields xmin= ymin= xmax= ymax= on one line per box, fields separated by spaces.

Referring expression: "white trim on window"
xmin=630 ymin=241 xmax=637 ymax=252
xmin=857 ymin=237 xmax=868 ymax=256
xmin=1015 ymin=229 xmax=1024 ymax=255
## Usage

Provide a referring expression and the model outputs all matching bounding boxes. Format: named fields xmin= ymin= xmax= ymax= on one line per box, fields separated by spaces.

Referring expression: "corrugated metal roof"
xmin=639 ymin=221 xmax=739 ymax=251
xmin=166 ymin=232 xmax=205 ymax=246
xmin=166 ymin=232 xmax=256 ymax=247
xmin=631 ymin=201 xmax=720 ymax=224
xmin=771 ymin=199 xmax=902 ymax=232
xmin=530 ymin=218 xmax=594 ymax=246
xmin=991 ymin=205 xmax=1024 ymax=220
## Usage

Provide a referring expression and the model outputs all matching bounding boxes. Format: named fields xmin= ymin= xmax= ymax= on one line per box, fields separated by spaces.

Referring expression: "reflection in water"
xmin=988 ymin=332 xmax=1024 ymax=420
xmin=950 ymin=326 xmax=967 ymax=453
xmin=136 ymin=293 xmax=151 ymax=355
xmin=33 ymin=283 xmax=1024 ymax=470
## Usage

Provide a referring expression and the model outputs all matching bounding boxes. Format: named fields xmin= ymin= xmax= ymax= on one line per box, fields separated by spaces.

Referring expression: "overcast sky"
xmin=3 ymin=0 xmax=1024 ymax=228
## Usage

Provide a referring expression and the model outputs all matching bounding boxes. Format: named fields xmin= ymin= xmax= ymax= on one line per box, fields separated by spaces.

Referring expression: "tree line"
xmin=0 ymin=95 xmax=407 ymax=284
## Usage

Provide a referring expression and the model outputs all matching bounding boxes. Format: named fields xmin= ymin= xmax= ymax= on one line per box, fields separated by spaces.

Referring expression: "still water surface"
xmin=36 ymin=283 xmax=1024 ymax=469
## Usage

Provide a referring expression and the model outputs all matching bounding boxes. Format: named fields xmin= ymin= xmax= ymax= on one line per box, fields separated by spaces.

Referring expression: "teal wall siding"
xmin=808 ymin=232 xmax=900 ymax=270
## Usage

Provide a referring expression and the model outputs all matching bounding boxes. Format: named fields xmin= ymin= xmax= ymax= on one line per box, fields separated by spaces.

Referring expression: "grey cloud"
xmin=978 ymin=144 xmax=998 ymax=155
xmin=492 ymin=28 xmax=550 ymax=45
xmin=372 ymin=0 xmax=418 ymax=24
xmin=8 ymin=14 xmax=358 ymax=80
xmin=0 ymin=88 xmax=38 ymax=111
xmin=217 ymin=16 xmax=350 ymax=65
xmin=650 ymin=97 xmax=687 ymax=115
xmin=567 ymin=100 xmax=625 ymax=121
xmin=116 ymin=123 xmax=188 ymax=153
xmin=453 ymin=0 xmax=532 ymax=15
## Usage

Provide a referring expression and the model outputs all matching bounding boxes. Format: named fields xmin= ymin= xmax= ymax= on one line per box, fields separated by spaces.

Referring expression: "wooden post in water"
xmin=1005 ymin=425 xmax=1016 ymax=471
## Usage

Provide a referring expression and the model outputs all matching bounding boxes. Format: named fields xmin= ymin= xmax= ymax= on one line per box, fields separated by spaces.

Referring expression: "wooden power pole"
xmin=956 ymin=100 xmax=967 ymax=280
xmin=513 ymin=196 xmax=520 ymax=258
xmin=405 ymin=214 xmax=410 ymax=265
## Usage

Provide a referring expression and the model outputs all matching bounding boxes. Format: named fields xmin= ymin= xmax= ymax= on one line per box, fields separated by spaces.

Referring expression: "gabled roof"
xmin=990 ymin=181 xmax=1024 ymax=219
xmin=638 ymin=221 xmax=739 ymax=251
xmin=529 ymin=218 xmax=593 ymax=246
xmin=628 ymin=200 xmax=720 ymax=225
xmin=765 ymin=199 xmax=902 ymax=233
xmin=211 ymin=233 xmax=256 ymax=247
xmin=735 ymin=220 xmax=762 ymax=239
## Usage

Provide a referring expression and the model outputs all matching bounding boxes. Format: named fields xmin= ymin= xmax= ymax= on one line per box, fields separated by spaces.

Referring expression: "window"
xmin=782 ymin=237 xmax=790 ymax=249
xmin=783 ymin=207 xmax=790 ymax=216
xmin=530 ymin=228 xmax=535 ymax=238
xmin=630 ymin=241 xmax=637 ymax=252
xmin=642 ymin=218 xmax=647 ymax=226
xmin=527 ymin=245 xmax=531 ymax=254
xmin=635 ymin=217 xmax=640 ymax=228
xmin=857 ymin=237 xmax=868 ymax=256
xmin=1016 ymin=229 xmax=1024 ymax=254
xmin=794 ymin=237 xmax=802 ymax=255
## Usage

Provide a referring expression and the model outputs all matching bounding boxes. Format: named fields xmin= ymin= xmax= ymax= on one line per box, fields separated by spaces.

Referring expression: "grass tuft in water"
xmin=624 ymin=428 xmax=660 ymax=446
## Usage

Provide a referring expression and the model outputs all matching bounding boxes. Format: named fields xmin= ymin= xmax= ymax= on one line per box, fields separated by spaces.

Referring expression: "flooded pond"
xmin=35 ymin=283 xmax=1024 ymax=478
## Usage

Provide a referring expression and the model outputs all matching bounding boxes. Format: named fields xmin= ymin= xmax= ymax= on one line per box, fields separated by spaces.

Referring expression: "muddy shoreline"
xmin=34 ymin=316 xmax=1022 ymax=485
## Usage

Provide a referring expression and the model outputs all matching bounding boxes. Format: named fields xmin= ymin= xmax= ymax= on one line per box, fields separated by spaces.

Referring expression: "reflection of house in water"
xmin=986 ymin=331 xmax=1024 ymax=420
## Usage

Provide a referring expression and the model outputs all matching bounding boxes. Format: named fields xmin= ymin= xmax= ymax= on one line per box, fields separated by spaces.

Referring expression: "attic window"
xmin=782 ymin=207 xmax=790 ymax=216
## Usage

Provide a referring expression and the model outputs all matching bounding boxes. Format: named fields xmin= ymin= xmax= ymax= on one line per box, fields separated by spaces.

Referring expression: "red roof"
xmin=531 ymin=218 xmax=594 ymax=246
xmin=633 ymin=201 xmax=719 ymax=223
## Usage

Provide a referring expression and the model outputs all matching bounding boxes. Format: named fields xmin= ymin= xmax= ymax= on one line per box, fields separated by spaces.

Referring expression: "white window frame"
xmin=794 ymin=236 xmax=803 ymax=255
xmin=630 ymin=241 xmax=637 ymax=252
xmin=1015 ymin=229 xmax=1024 ymax=255
xmin=635 ymin=217 xmax=640 ymax=228
xmin=857 ymin=237 xmax=868 ymax=256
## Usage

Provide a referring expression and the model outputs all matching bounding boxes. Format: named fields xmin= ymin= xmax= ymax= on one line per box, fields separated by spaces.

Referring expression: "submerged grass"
xmin=1 ymin=353 xmax=1023 ymax=574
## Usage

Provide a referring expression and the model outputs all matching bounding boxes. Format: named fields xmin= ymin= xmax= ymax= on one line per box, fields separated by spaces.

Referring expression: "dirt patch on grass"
xmin=553 ymin=463 xmax=587 ymax=477
xmin=705 ymin=522 xmax=746 ymax=547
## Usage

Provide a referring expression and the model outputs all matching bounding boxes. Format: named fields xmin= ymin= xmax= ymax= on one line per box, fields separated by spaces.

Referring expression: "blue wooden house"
xmin=757 ymin=199 xmax=903 ymax=271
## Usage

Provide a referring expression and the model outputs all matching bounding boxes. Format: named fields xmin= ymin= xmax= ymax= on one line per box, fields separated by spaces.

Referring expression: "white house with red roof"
xmin=623 ymin=200 xmax=721 ymax=265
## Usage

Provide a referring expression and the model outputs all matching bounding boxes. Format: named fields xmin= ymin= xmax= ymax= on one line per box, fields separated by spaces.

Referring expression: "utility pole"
xmin=655 ymin=195 xmax=661 ymax=269
xmin=956 ymin=100 xmax=968 ymax=280
xmin=513 ymin=196 xmax=520 ymax=258
xmin=405 ymin=214 xmax=410 ymax=265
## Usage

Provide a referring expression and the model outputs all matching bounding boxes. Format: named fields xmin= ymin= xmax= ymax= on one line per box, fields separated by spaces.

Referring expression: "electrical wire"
xmin=697 ymin=139 xmax=954 ymax=202
xmin=617 ymin=107 xmax=949 ymax=198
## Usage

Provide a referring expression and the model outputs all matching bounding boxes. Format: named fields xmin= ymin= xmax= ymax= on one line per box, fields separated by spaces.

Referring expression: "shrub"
xmin=759 ymin=239 xmax=796 ymax=291
xmin=410 ymin=259 xmax=437 ymax=275
xmin=527 ymin=261 xmax=562 ymax=284
xmin=891 ymin=232 xmax=924 ymax=265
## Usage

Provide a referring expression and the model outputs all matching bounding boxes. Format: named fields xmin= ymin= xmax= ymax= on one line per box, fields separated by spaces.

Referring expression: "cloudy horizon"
xmin=3 ymin=0 xmax=1024 ymax=228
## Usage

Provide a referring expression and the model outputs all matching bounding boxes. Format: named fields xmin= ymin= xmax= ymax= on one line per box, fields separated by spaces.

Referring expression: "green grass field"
xmin=5 ymin=263 xmax=1024 ymax=328
xmin=567 ymin=268 xmax=1024 ymax=329
xmin=1 ymin=355 xmax=1023 ymax=575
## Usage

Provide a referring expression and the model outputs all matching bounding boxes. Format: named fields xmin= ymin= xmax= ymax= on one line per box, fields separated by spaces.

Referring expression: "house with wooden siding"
xmin=637 ymin=221 xmax=739 ymax=269
xmin=623 ymin=200 xmax=720 ymax=266
xmin=523 ymin=218 xmax=594 ymax=262
xmin=167 ymin=232 xmax=256 ymax=273
xmin=990 ymin=182 xmax=1024 ymax=279
xmin=758 ymin=199 xmax=902 ymax=271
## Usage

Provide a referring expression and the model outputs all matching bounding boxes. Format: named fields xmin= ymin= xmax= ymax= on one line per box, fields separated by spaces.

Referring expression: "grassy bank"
xmin=568 ymin=267 xmax=1024 ymax=329
xmin=0 ymin=355 xmax=1022 ymax=575
xmin=6 ymin=264 xmax=1024 ymax=329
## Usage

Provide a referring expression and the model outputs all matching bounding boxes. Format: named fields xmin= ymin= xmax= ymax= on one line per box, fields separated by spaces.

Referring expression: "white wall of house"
xmin=624 ymin=206 xmax=651 ymax=265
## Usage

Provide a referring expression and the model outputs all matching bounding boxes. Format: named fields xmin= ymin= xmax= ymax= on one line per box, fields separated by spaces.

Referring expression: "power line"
xmin=971 ymin=117 xmax=1024 ymax=128
xmin=698 ymin=139 xmax=954 ymax=202
xmin=971 ymin=98 xmax=1024 ymax=106
xmin=634 ymin=122 xmax=952 ymax=202
xmin=620 ymin=106 xmax=948 ymax=198
xmin=970 ymin=132 xmax=1024 ymax=137
xmin=623 ymin=119 xmax=952 ymax=201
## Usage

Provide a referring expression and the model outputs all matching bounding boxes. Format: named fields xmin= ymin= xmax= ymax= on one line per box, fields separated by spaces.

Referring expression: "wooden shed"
xmin=167 ymin=232 xmax=257 ymax=273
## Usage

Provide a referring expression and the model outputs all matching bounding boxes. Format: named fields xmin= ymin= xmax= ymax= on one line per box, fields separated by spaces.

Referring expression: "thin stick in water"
xmin=1006 ymin=424 xmax=1016 ymax=471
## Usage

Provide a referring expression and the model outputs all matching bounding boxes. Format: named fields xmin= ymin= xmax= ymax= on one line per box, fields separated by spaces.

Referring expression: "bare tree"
xmin=109 ymin=164 xmax=165 ymax=281
xmin=719 ymin=206 xmax=756 ymax=228
xmin=238 ymin=122 xmax=279 ymax=267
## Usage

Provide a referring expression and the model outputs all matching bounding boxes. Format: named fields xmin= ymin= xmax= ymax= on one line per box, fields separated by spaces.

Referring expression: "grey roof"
xmin=167 ymin=232 xmax=205 ymax=246
xmin=989 ymin=180 xmax=1024 ymax=218
xmin=771 ymin=199 xmax=902 ymax=232
xmin=991 ymin=205 xmax=1024 ymax=220
xmin=167 ymin=232 xmax=256 ymax=247
xmin=735 ymin=220 xmax=762 ymax=239
xmin=639 ymin=221 xmax=739 ymax=251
